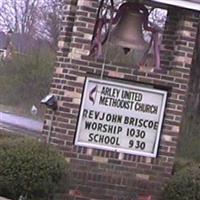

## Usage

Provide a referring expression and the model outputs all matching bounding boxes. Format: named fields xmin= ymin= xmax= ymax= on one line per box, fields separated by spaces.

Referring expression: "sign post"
xmin=75 ymin=77 xmax=167 ymax=157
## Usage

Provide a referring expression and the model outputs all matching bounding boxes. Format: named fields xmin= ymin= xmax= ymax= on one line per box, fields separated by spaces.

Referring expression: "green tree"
xmin=163 ymin=166 xmax=200 ymax=200
xmin=0 ymin=47 xmax=55 ymax=109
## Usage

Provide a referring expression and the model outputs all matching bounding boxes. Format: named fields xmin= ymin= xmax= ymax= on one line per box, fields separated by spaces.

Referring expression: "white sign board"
xmin=75 ymin=77 xmax=167 ymax=157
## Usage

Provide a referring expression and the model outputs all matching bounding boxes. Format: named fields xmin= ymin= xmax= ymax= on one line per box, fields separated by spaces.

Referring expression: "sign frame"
xmin=74 ymin=77 xmax=167 ymax=158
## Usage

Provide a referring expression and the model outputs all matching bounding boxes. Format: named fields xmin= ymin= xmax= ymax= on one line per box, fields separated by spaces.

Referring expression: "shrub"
xmin=0 ymin=136 xmax=70 ymax=200
xmin=162 ymin=166 xmax=200 ymax=200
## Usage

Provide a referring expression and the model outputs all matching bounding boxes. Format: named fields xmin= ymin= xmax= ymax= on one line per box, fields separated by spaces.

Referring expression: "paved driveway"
xmin=0 ymin=112 xmax=43 ymax=133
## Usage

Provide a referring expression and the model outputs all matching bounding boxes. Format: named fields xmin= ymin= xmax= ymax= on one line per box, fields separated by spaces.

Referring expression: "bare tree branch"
xmin=0 ymin=0 xmax=63 ymax=49
xmin=0 ymin=0 xmax=41 ymax=37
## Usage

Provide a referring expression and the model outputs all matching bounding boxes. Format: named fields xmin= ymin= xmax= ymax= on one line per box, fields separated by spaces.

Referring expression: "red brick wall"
xmin=42 ymin=1 xmax=199 ymax=199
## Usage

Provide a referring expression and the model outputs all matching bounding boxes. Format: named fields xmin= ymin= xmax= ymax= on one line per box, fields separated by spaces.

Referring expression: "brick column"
xmin=42 ymin=1 xmax=200 ymax=199
xmin=42 ymin=0 xmax=78 ymax=139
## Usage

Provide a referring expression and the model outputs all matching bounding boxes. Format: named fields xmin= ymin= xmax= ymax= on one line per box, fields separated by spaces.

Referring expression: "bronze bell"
xmin=110 ymin=8 xmax=147 ymax=51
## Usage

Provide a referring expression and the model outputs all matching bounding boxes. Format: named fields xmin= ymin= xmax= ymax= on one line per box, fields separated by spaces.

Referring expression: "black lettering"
xmin=124 ymin=116 xmax=129 ymax=124
xmin=143 ymin=120 xmax=148 ymax=128
xmin=117 ymin=115 xmax=122 ymax=123
xmin=99 ymin=112 xmax=105 ymax=120
xmin=113 ymin=126 xmax=117 ymax=134
xmin=148 ymin=121 xmax=153 ymax=128
xmin=105 ymin=87 xmax=111 ymax=96
xmin=154 ymin=122 xmax=159 ymax=130
xmin=135 ymin=130 xmax=140 ymax=138
xmin=94 ymin=111 xmax=100 ymax=119
xmin=83 ymin=109 xmax=88 ymax=118
xmin=107 ymin=125 xmax=113 ymax=133
xmin=94 ymin=134 xmax=99 ymax=142
xmin=127 ymin=128 xmax=135 ymax=137
xmin=102 ymin=124 xmax=107 ymax=132
xmin=140 ymin=142 xmax=145 ymax=150
xmin=112 ymin=115 xmax=118 ymax=123
xmin=97 ymin=123 xmax=103 ymax=131
xmin=101 ymin=87 xmax=107 ymax=95
xmin=135 ymin=93 xmax=143 ymax=101
xmin=110 ymin=137 xmax=115 ymax=144
xmin=91 ymin=122 xmax=97 ymax=130
xmin=135 ymin=141 xmax=146 ymax=150
xmin=88 ymin=134 xmax=121 ymax=146
xmin=85 ymin=121 xmax=92 ymax=129
xmin=99 ymin=96 xmax=107 ymax=105
xmin=129 ymin=117 xmax=135 ymax=125
xmin=146 ymin=105 xmax=150 ymax=113
xmin=138 ymin=119 xmax=144 ymax=127
xmin=129 ymin=140 xmax=134 ymax=148
xmin=135 ymin=140 xmax=140 ymax=149
xmin=88 ymin=110 xmax=93 ymax=119
xmin=135 ymin=102 xmax=140 ymax=111
xmin=106 ymin=114 xmax=112 ymax=121
xmin=140 ymin=131 xmax=145 ymax=139
xmin=104 ymin=136 xmax=110 ymax=144
xmin=99 ymin=134 xmax=104 ymax=143
xmin=88 ymin=133 xmax=93 ymax=141
xmin=135 ymin=118 xmax=139 ymax=126
xmin=116 ymin=137 xmax=120 ymax=145
xmin=117 ymin=126 xmax=122 ymax=134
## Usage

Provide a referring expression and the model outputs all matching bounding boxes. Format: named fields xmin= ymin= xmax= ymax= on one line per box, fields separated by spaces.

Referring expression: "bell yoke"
xmin=90 ymin=1 xmax=162 ymax=69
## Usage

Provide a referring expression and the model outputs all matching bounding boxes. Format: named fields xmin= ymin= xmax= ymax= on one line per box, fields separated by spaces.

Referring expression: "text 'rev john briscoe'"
xmin=79 ymin=85 xmax=163 ymax=152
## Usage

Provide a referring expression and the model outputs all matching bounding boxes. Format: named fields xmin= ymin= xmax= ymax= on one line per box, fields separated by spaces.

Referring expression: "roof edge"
xmin=151 ymin=0 xmax=200 ymax=11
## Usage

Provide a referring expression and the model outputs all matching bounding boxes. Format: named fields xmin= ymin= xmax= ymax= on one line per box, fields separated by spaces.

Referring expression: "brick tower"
xmin=42 ymin=0 xmax=200 ymax=199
